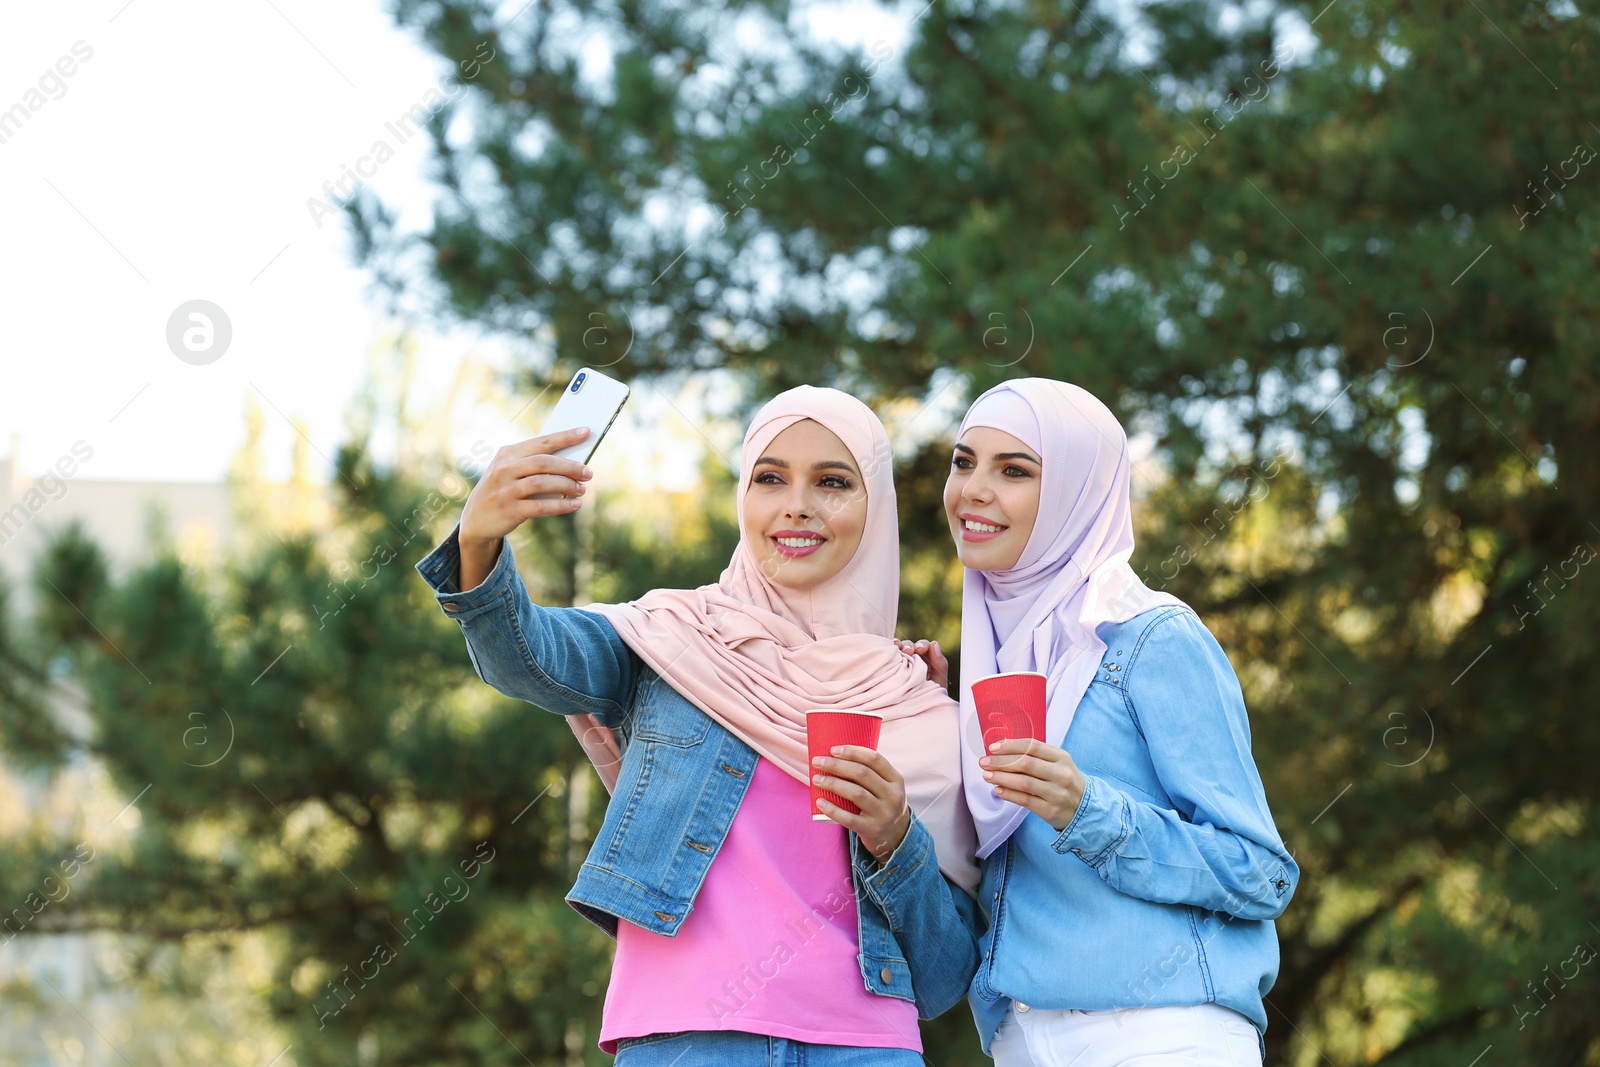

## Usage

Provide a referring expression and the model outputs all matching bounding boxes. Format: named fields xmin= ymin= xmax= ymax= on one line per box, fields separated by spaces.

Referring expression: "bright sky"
xmin=0 ymin=0 xmax=922 ymax=488
xmin=0 ymin=0 xmax=1314 ymax=487
xmin=0 ymin=0 xmax=575 ymax=485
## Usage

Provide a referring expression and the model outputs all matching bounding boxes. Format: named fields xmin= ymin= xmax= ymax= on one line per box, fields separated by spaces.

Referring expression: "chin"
xmin=955 ymin=541 xmax=1008 ymax=572
xmin=771 ymin=570 xmax=826 ymax=592
xmin=762 ymin=555 xmax=826 ymax=590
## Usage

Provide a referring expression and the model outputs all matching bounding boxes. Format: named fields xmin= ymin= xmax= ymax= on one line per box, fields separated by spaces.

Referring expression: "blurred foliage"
xmin=4 ymin=0 xmax=1599 ymax=1062
xmin=0 ymin=453 xmax=632 ymax=1065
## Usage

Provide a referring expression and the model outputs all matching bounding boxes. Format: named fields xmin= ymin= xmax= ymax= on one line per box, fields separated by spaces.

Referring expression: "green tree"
xmin=5 ymin=0 xmax=1596 ymax=1062
xmin=345 ymin=0 xmax=1600 ymax=1062
xmin=0 ymin=444 xmax=636 ymax=1065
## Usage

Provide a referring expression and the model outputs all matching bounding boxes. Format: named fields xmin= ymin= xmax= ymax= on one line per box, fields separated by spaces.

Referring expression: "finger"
xmin=980 ymin=753 xmax=1053 ymax=778
xmin=985 ymin=737 xmax=1031 ymax=756
xmin=517 ymin=495 xmax=584 ymax=518
xmin=508 ymin=473 xmax=587 ymax=499
xmin=505 ymin=427 xmax=591 ymax=460
xmin=987 ymin=737 xmax=1059 ymax=760
xmin=981 ymin=769 xmax=1051 ymax=796
xmin=814 ymin=798 xmax=867 ymax=831
xmin=812 ymin=773 xmax=875 ymax=807
xmin=831 ymin=745 xmax=902 ymax=785
xmin=499 ymin=452 xmax=593 ymax=483
xmin=992 ymin=784 xmax=1052 ymax=816
xmin=813 ymin=760 xmax=888 ymax=799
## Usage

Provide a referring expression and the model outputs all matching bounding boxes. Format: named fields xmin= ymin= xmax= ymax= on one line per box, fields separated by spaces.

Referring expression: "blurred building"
xmin=0 ymin=434 xmax=238 ymax=614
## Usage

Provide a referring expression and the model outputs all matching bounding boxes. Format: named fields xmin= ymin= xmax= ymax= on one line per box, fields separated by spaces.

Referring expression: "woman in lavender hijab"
xmin=899 ymin=378 xmax=1297 ymax=1066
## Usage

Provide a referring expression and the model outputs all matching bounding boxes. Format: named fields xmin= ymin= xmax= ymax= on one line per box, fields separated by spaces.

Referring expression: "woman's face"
xmin=743 ymin=419 xmax=868 ymax=591
xmin=944 ymin=425 xmax=1042 ymax=571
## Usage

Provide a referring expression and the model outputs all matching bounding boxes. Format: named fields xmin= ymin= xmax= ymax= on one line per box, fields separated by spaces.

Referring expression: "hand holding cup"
xmin=811 ymin=746 xmax=913 ymax=864
xmin=979 ymin=738 xmax=1086 ymax=832
xmin=971 ymin=671 xmax=1083 ymax=830
xmin=806 ymin=710 xmax=910 ymax=864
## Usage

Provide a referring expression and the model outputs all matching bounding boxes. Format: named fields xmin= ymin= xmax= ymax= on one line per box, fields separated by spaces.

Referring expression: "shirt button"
xmin=442 ymin=602 xmax=460 ymax=612
xmin=1015 ymin=1002 xmax=1031 ymax=1013
xmin=879 ymin=967 xmax=893 ymax=984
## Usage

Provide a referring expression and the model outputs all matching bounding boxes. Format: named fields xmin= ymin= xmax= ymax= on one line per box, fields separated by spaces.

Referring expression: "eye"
xmin=1003 ymin=465 xmax=1033 ymax=478
xmin=820 ymin=475 xmax=854 ymax=489
xmin=753 ymin=470 xmax=784 ymax=485
xmin=951 ymin=455 xmax=973 ymax=470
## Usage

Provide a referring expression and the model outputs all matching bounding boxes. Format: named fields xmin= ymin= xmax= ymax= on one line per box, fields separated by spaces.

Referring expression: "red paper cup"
xmin=971 ymin=672 xmax=1047 ymax=755
xmin=806 ymin=710 xmax=884 ymax=822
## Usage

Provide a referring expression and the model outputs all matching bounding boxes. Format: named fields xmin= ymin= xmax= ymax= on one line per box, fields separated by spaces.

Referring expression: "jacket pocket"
xmin=629 ymin=674 xmax=711 ymax=747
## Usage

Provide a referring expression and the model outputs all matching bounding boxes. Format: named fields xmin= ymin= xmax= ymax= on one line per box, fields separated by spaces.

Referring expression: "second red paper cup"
xmin=806 ymin=709 xmax=884 ymax=822
xmin=971 ymin=671 xmax=1047 ymax=753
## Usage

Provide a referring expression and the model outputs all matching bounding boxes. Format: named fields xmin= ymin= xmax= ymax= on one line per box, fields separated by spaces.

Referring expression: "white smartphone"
xmin=537 ymin=367 xmax=630 ymax=466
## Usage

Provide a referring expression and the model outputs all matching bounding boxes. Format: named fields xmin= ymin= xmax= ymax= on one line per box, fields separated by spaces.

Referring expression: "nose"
xmin=783 ymin=479 xmax=814 ymax=520
xmin=962 ymin=471 xmax=995 ymax=506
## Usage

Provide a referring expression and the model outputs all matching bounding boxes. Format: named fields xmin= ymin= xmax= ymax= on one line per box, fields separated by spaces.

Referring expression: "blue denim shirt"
xmin=969 ymin=605 xmax=1296 ymax=1055
xmin=416 ymin=526 xmax=983 ymax=1021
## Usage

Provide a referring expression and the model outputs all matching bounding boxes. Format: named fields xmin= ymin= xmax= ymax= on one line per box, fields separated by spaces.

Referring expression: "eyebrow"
xmin=752 ymin=456 xmax=861 ymax=476
xmin=952 ymin=442 xmax=1041 ymax=465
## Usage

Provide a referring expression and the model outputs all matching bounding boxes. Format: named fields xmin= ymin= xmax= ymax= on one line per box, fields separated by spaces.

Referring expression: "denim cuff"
xmin=1050 ymin=774 xmax=1132 ymax=867
xmin=414 ymin=524 xmax=519 ymax=622
xmin=851 ymin=813 xmax=932 ymax=928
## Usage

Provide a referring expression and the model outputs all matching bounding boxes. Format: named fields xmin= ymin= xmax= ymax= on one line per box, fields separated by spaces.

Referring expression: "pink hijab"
xmin=957 ymin=379 xmax=1188 ymax=858
xmin=568 ymin=385 xmax=980 ymax=897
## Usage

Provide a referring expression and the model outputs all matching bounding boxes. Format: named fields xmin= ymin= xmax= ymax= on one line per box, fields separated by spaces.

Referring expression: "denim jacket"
xmin=416 ymin=526 xmax=982 ymax=1021
xmin=970 ymin=605 xmax=1297 ymax=1056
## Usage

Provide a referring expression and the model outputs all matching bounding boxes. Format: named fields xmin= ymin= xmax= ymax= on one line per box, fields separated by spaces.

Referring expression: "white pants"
xmin=990 ymin=1002 xmax=1263 ymax=1067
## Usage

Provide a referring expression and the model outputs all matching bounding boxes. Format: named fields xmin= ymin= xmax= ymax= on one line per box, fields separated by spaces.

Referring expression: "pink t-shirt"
xmin=598 ymin=757 xmax=922 ymax=1054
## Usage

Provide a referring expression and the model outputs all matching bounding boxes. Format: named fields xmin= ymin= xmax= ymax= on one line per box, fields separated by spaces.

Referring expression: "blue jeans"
xmin=613 ymin=1031 xmax=924 ymax=1066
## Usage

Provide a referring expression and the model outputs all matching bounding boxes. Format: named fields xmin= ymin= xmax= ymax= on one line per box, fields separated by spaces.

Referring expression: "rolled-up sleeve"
xmin=1051 ymin=610 xmax=1297 ymax=920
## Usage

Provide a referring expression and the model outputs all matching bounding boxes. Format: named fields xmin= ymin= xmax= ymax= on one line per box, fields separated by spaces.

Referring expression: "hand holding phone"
xmin=462 ymin=426 xmax=593 ymax=531
xmin=457 ymin=426 xmax=593 ymax=589
xmin=456 ymin=369 xmax=629 ymax=590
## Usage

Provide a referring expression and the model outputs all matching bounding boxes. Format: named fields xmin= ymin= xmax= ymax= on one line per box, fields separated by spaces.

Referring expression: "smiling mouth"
xmin=959 ymin=514 xmax=1008 ymax=543
xmin=772 ymin=533 xmax=827 ymax=557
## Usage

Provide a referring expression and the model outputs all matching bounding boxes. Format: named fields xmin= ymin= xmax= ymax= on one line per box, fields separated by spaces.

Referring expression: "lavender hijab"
xmin=957 ymin=379 xmax=1187 ymax=858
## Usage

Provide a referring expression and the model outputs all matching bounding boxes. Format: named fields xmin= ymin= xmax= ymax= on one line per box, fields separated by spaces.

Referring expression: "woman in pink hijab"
xmin=419 ymin=384 xmax=980 ymax=1065
xmin=905 ymin=378 xmax=1297 ymax=1066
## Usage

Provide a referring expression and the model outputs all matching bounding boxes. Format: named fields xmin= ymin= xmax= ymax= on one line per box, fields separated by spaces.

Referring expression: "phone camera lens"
xmin=572 ymin=373 xmax=586 ymax=392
